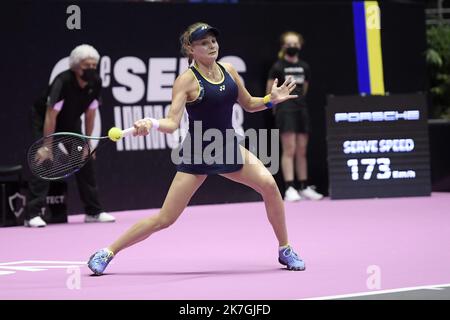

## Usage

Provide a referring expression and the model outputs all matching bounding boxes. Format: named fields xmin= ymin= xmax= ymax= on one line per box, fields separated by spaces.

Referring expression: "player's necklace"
xmin=197 ymin=63 xmax=219 ymax=81
xmin=207 ymin=67 xmax=221 ymax=81
xmin=205 ymin=66 xmax=216 ymax=77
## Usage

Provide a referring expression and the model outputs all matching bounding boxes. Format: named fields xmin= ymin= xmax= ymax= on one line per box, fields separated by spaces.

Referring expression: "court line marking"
xmin=0 ymin=261 xmax=87 ymax=275
xmin=0 ymin=260 xmax=86 ymax=266
xmin=303 ymin=283 xmax=450 ymax=300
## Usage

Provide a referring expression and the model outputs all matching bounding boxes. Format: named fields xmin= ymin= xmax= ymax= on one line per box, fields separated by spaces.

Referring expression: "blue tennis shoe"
xmin=278 ymin=246 xmax=305 ymax=271
xmin=87 ymin=248 xmax=114 ymax=275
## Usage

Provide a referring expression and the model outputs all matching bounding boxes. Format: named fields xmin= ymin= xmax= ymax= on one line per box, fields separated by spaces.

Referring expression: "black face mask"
xmin=285 ymin=47 xmax=300 ymax=57
xmin=80 ymin=68 xmax=99 ymax=84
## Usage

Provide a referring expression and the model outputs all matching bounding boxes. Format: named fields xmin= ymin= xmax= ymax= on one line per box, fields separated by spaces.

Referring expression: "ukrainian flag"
xmin=353 ymin=1 xmax=385 ymax=95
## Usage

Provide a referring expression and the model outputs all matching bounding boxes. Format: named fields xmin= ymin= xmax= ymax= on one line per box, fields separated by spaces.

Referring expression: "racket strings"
xmin=28 ymin=135 xmax=91 ymax=179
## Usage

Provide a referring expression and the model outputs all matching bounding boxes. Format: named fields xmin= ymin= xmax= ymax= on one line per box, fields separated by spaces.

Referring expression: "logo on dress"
xmin=219 ymin=85 xmax=226 ymax=91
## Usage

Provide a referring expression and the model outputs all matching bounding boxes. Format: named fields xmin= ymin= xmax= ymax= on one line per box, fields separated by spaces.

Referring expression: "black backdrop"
xmin=0 ymin=1 xmax=427 ymax=214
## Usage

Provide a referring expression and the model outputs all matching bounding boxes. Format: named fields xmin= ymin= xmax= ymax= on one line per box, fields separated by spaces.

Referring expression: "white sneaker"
xmin=24 ymin=216 xmax=47 ymax=228
xmin=284 ymin=186 xmax=302 ymax=202
xmin=85 ymin=212 xmax=116 ymax=223
xmin=299 ymin=186 xmax=324 ymax=200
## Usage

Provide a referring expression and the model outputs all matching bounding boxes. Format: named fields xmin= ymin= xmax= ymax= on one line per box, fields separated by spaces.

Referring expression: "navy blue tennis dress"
xmin=176 ymin=62 xmax=244 ymax=175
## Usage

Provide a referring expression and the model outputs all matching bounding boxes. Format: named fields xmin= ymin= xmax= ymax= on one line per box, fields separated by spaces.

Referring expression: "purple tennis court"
xmin=1 ymin=193 xmax=449 ymax=300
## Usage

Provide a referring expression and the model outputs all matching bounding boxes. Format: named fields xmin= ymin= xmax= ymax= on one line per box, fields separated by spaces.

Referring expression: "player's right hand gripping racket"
xmin=27 ymin=126 xmax=135 ymax=181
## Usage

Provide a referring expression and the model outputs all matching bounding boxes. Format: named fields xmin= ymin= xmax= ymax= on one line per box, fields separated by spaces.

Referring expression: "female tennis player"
xmin=88 ymin=22 xmax=306 ymax=273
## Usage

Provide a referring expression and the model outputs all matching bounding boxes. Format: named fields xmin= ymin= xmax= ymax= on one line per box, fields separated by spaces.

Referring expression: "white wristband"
xmin=144 ymin=117 xmax=160 ymax=130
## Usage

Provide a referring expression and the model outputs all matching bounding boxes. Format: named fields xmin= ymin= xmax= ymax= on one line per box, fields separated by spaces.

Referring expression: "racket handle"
xmin=122 ymin=127 xmax=136 ymax=137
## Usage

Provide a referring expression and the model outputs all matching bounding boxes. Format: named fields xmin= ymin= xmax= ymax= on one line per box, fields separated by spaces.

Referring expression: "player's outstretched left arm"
xmin=222 ymin=62 xmax=298 ymax=113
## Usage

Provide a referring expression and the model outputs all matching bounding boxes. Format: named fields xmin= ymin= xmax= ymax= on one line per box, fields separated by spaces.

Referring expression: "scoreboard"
xmin=326 ymin=94 xmax=431 ymax=199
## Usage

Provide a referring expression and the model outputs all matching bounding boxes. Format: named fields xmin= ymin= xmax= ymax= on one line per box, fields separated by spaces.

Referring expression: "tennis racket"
xmin=27 ymin=126 xmax=135 ymax=180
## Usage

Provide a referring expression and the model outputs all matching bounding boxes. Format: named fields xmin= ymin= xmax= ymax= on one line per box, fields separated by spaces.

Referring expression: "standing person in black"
xmin=267 ymin=31 xmax=323 ymax=202
xmin=25 ymin=44 xmax=115 ymax=227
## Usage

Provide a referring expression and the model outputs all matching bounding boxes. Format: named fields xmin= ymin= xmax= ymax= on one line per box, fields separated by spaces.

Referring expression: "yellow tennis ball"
xmin=108 ymin=127 xmax=123 ymax=142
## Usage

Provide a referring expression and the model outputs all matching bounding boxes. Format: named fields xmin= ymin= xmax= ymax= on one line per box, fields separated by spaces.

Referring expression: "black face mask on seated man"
xmin=285 ymin=47 xmax=300 ymax=57
xmin=81 ymin=68 xmax=100 ymax=84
